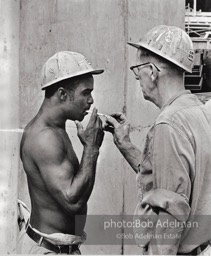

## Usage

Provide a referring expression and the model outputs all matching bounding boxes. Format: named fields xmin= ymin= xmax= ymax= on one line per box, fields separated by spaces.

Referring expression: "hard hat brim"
xmin=41 ymin=69 xmax=104 ymax=90
xmin=127 ymin=42 xmax=141 ymax=48
xmin=127 ymin=41 xmax=193 ymax=73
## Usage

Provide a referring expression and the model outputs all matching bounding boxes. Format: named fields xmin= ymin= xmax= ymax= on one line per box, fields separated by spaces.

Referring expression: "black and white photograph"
xmin=1 ymin=0 xmax=211 ymax=255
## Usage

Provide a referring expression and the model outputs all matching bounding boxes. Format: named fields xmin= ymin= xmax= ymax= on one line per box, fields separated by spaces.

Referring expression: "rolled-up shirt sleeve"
xmin=141 ymin=189 xmax=190 ymax=222
xmin=134 ymin=123 xmax=195 ymax=253
xmin=135 ymin=123 xmax=195 ymax=254
xmin=151 ymin=123 xmax=194 ymax=218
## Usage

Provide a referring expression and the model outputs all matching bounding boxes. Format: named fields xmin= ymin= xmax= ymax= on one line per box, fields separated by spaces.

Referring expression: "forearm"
xmin=115 ymin=140 xmax=142 ymax=173
xmin=67 ymin=146 xmax=99 ymax=211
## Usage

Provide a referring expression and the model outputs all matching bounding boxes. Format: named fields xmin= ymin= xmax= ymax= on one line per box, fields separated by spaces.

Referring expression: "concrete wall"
xmin=18 ymin=0 xmax=185 ymax=254
xmin=0 ymin=0 xmax=20 ymax=253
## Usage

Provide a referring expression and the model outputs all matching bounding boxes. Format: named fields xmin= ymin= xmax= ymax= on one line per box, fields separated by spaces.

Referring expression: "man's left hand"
xmin=104 ymin=112 xmax=131 ymax=147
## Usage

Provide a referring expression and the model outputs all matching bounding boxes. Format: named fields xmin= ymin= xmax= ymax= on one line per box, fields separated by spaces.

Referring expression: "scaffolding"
xmin=185 ymin=1 xmax=211 ymax=101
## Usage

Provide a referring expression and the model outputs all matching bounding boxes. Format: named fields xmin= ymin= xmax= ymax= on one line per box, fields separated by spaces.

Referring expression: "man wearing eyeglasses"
xmin=104 ymin=25 xmax=211 ymax=255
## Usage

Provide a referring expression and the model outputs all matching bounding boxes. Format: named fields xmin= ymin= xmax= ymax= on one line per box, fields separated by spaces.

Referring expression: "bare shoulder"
xmin=32 ymin=128 xmax=67 ymax=163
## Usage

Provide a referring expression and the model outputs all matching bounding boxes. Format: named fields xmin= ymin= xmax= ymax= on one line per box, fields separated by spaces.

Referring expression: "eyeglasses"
xmin=130 ymin=62 xmax=160 ymax=77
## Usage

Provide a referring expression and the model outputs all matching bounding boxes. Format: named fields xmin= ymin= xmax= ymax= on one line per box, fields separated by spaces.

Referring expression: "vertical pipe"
xmin=193 ymin=0 xmax=197 ymax=15
xmin=0 ymin=0 xmax=20 ymax=253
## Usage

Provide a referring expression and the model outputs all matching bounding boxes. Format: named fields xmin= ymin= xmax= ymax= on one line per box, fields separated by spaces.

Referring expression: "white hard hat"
xmin=41 ymin=51 xmax=104 ymax=90
xmin=128 ymin=25 xmax=194 ymax=73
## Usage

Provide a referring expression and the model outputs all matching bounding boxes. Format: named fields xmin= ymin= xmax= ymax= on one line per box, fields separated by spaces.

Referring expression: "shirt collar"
xmin=161 ymin=90 xmax=191 ymax=111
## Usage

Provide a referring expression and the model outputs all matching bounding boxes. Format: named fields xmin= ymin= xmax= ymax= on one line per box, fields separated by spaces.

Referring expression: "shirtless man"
xmin=17 ymin=51 xmax=104 ymax=254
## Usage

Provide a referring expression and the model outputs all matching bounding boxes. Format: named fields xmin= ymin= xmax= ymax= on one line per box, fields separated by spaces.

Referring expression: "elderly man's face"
xmin=65 ymin=75 xmax=94 ymax=121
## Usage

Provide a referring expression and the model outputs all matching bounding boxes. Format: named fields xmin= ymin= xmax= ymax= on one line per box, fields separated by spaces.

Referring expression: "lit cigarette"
xmin=86 ymin=110 xmax=109 ymax=118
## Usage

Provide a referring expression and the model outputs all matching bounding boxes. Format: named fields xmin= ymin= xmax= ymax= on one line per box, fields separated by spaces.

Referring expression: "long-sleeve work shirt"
xmin=134 ymin=90 xmax=211 ymax=254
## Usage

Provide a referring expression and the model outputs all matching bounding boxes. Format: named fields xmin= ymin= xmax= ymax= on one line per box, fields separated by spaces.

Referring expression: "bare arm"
xmin=34 ymin=109 xmax=104 ymax=215
xmin=104 ymin=113 xmax=141 ymax=173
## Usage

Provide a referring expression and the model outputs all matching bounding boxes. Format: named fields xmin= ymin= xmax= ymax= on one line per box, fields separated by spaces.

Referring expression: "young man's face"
xmin=65 ymin=75 xmax=94 ymax=121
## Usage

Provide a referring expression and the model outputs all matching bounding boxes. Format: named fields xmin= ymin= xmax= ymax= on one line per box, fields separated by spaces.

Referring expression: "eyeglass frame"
xmin=130 ymin=62 xmax=161 ymax=77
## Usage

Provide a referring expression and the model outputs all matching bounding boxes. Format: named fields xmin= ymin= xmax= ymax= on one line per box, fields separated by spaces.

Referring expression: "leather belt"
xmin=177 ymin=241 xmax=210 ymax=255
xmin=26 ymin=224 xmax=79 ymax=254
xmin=177 ymin=247 xmax=198 ymax=255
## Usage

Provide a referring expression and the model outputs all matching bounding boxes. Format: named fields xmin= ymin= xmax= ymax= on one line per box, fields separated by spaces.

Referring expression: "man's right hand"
xmin=105 ymin=112 xmax=141 ymax=173
xmin=75 ymin=108 xmax=104 ymax=149
xmin=104 ymin=112 xmax=131 ymax=147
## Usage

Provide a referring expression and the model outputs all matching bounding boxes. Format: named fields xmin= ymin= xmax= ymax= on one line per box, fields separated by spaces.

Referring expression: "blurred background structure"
xmin=1 ymin=0 xmax=202 ymax=254
xmin=185 ymin=0 xmax=211 ymax=102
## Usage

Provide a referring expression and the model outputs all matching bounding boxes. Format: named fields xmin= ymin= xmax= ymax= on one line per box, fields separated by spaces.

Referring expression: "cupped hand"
xmin=75 ymin=108 xmax=104 ymax=149
xmin=104 ymin=112 xmax=131 ymax=146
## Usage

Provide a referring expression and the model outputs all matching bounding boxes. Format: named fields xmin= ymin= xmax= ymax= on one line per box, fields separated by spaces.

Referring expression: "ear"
xmin=150 ymin=64 xmax=159 ymax=82
xmin=57 ymin=87 xmax=67 ymax=101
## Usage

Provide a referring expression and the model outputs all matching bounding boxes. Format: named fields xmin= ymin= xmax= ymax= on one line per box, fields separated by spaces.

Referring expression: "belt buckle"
xmin=57 ymin=245 xmax=61 ymax=254
xmin=56 ymin=244 xmax=78 ymax=254
xmin=38 ymin=237 xmax=44 ymax=246
xmin=69 ymin=245 xmax=73 ymax=254
xmin=57 ymin=245 xmax=72 ymax=254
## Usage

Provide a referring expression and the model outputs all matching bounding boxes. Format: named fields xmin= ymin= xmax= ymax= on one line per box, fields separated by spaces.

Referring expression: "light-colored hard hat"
xmin=128 ymin=25 xmax=194 ymax=73
xmin=41 ymin=51 xmax=104 ymax=90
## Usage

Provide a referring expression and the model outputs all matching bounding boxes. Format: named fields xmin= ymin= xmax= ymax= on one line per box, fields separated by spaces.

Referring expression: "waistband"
xmin=25 ymin=221 xmax=85 ymax=254
xmin=26 ymin=221 xmax=86 ymax=245
xmin=26 ymin=223 xmax=80 ymax=254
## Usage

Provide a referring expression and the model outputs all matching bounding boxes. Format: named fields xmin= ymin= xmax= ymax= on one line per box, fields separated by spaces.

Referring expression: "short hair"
xmin=138 ymin=47 xmax=184 ymax=74
xmin=44 ymin=74 xmax=92 ymax=98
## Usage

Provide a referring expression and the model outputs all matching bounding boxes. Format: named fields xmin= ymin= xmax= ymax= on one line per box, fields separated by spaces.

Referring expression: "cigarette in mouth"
xmin=86 ymin=110 xmax=109 ymax=118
